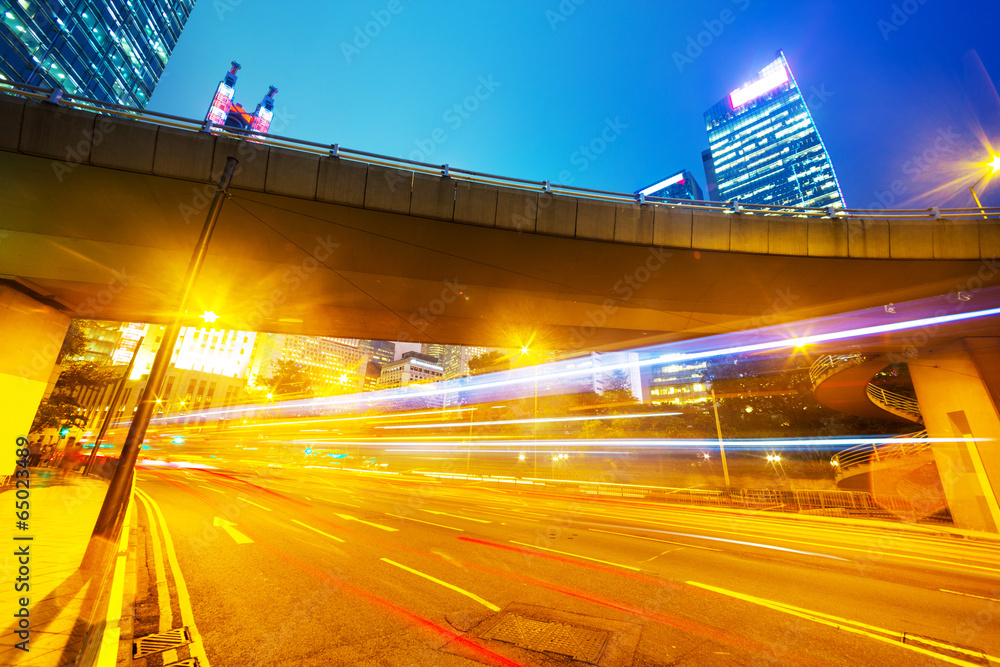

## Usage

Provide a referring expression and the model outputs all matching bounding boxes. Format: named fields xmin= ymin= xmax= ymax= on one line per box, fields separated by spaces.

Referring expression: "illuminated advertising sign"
xmin=206 ymin=82 xmax=235 ymax=126
xmin=249 ymin=107 xmax=273 ymax=135
xmin=729 ymin=64 xmax=789 ymax=109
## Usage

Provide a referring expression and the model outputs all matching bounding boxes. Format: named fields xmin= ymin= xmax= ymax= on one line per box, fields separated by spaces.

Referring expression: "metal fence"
xmin=409 ymin=470 xmax=951 ymax=524
xmin=3 ymin=79 xmax=1000 ymax=221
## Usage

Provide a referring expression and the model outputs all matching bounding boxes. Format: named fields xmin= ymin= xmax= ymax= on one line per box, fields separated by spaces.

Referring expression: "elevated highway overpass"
xmin=1 ymin=82 xmax=998 ymax=532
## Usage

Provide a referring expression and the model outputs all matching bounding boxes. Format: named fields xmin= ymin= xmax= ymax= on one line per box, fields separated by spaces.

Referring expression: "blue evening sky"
xmin=149 ymin=0 xmax=1000 ymax=208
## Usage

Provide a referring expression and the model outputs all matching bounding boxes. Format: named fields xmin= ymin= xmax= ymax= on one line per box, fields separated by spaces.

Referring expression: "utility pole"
xmin=711 ymin=388 xmax=731 ymax=489
xmin=84 ymin=158 xmax=238 ymax=569
xmin=84 ymin=336 xmax=144 ymax=476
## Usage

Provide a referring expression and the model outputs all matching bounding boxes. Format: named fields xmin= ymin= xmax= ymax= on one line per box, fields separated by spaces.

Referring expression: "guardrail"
xmin=866 ymin=384 xmax=921 ymax=418
xmin=809 ymin=353 xmax=866 ymax=388
xmin=832 ymin=430 xmax=930 ymax=472
xmin=809 ymin=353 xmax=922 ymax=421
xmin=4 ymin=79 xmax=1000 ymax=221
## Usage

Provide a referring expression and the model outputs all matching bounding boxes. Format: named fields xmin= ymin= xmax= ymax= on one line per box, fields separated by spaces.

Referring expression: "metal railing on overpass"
xmin=808 ymin=353 xmax=866 ymax=387
xmin=4 ymin=80 xmax=1000 ymax=222
xmin=809 ymin=353 xmax=922 ymax=421
xmin=832 ymin=430 xmax=930 ymax=472
xmin=866 ymin=384 xmax=921 ymax=418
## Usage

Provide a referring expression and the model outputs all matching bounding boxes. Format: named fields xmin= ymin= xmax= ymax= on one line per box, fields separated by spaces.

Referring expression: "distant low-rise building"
xmin=376 ymin=352 xmax=444 ymax=389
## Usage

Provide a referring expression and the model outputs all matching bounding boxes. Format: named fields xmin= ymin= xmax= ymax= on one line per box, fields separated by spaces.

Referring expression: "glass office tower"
xmin=636 ymin=169 xmax=704 ymax=201
xmin=703 ymin=51 xmax=845 ymax=209
xmin=0 ymin=0 xmax=197 ymax=108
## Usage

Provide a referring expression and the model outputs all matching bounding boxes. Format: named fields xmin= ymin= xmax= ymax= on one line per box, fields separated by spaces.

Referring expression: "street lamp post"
xmin=970 ymin=155 xmax=1000 ymax=220
xmin=83 ymin=158 xmax=238 ymax=570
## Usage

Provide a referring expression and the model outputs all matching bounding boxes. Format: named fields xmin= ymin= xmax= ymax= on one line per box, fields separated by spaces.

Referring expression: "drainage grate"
xmin=133 ymin=627 xmax=192 ymax=658
xmin=164 ymin=660 xmax=199 ymax=667
xmin=483 ymin=614 xmax=609 ymax=664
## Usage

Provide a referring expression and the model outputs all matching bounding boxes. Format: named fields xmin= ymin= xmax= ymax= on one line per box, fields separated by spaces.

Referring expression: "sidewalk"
xmin=0 ymin=469 xmax=112 ymax=665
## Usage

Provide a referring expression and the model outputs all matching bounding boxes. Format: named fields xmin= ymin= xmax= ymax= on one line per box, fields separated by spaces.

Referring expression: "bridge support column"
xmin=0 ymin=286 xmax=70 ymax=451
xmin=909 ymin=338 xmax=1000 ymax=533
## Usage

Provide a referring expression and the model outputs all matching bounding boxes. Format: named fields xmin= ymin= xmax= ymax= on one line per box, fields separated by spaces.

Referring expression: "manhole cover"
xmin=133 ymin=627 xmax=192 ymax=658
xmin=482 ymin=613 xmax=609 ymax=664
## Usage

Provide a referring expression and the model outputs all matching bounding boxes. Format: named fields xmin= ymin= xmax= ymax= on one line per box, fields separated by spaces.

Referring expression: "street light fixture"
xmin=201 ymin=310 xmax=220 ymax=323
xmin=970 ymin=154 xmax=1000 ymax=219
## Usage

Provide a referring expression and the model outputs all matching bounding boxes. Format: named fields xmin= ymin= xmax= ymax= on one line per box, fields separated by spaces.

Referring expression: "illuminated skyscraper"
xmin=0 ymin=1 xmax=197 ymax=107
xmin=703 ymin=51 xmax=845 ymax=209
xmin=635 ymin=169 xmax=704 ymax=201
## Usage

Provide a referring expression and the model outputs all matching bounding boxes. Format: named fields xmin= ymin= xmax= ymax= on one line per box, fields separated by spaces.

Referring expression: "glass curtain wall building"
xmin=636 ymin=169 xmax=704 ymax=201
xmin=0 ymin=0 xmax=197 ymax=108
xmin=703 ymin=51 xmax=845 ymax=209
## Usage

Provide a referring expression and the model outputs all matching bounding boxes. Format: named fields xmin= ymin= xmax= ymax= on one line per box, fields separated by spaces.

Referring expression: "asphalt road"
xmin=130 ymin=465 xmax=1000 ymax=666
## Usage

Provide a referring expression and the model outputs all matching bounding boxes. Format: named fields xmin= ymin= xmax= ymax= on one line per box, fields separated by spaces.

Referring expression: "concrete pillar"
xmin=909 ymin=338 xmax=1000 ymax=533
xmin=0 ymin=286 xmax=71 ymax=453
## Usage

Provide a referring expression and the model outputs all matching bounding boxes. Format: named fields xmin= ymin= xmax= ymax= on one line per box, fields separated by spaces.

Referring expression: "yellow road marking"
xmin=509 ymin=540 xmax=641 ymax=571
xmin=590 ymin=528 xmax=722 ymax=552
xmin=336 ymin=512 xmax=398 ymax=531
xmin=317 ymin=497 xmax=363 ymax=508
xmin=292 ymin=519 xmax=346 ymax=543
xmin=135 ymin=488 xmax=212 ymax=667
xmin=324 ymin=483 xmax=355 ymax=494
xmin=483 ymin=505 xmax=548 ymax=517
xmin=687 ymin=581 xmax=997 ymax=667
xmin=96 ymin=478 xmax=135 ymax=666
xmin=641 ymin=549 xmax=676 ymax=563
xmin=422 ymin=509 xmax=491 ymax=524
xmin=238 ymin=497 xmax=272 ymax=511
xmin=940 ymin=588 xmax=1000 ymax=603
xmin=385 ymin=513 xmax=464 ymax=531
xmin=135 ymin=489 xmax=176 ymax=662
xmin=198 ymin=485 xmax=226 ymax=494
xmin=460 ymin=507 xmax=537 ymax=522
xmin=380 ymin=558 xmax=500 ymax=611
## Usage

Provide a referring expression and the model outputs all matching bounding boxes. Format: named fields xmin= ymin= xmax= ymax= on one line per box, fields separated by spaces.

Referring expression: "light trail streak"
xmin=226 ymin=407 xmax=475 ymax=429
xmin=375 ymin=411 xmax=682 ymax=430
xmin=273 ymin=436 xmax=985 ymax=450
xmin=149 ymin=295 xmax=1000 ymax=427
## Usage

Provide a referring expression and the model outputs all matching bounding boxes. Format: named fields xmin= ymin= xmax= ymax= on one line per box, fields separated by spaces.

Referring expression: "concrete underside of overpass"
xmin=3 ymin=95 xmax=1000 ymax=533
xmin=1 ymin=94 xmax=1000 ymax=349
xmin=1 ymin=147 xmax=998 ymax=350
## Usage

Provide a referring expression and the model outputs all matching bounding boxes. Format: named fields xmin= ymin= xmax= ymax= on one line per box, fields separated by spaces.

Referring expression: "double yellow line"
xmin=135 ymin=487 xmax=213 ymax=667
xmin=687 ymin=581 xmax=999 ymax=666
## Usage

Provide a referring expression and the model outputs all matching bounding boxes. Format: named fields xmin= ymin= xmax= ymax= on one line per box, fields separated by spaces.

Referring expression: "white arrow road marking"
xmin=213 ymin=516 xmax=253 ymax=544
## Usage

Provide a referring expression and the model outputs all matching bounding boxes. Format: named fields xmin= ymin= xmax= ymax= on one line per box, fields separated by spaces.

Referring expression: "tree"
xmin=265 ymin=359 xmax=314 ymax=396
xmin=30 ymin=361 xmax=122 ymax=432
xmin=54 ymin=361 xmax=121 ymax=392
xmin=468 ymin=350 xmax=510 ymax=375
xmin=57 ymin=320 xmax=89 ymax=364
